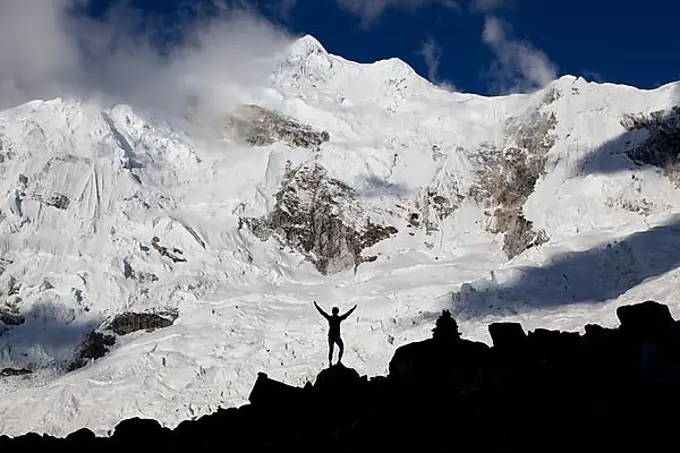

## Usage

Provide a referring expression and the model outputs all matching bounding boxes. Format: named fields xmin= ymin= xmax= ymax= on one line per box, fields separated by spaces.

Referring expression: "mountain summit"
xmin=0 ymin=35 xmax=679 ymax=436
xmin=289 ymin=34 xmax=328 ymax=57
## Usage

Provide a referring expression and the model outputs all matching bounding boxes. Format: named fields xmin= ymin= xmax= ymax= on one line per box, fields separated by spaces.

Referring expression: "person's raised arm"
xmin=340 ymin=304 xmax=357 ymax=320
xmin=314 ymin=301 xmax=330 ymax=319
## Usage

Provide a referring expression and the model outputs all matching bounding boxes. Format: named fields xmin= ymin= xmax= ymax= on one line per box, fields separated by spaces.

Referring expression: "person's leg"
xmin=337 ymin=337 xmax=344 ymax=363
xmin=328 ymin=336 xmax=334 ymax=366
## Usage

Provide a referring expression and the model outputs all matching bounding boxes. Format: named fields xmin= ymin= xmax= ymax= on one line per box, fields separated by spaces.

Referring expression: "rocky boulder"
xmin=64 ymin=428 xmax=97 ymax=444
xmin=112 ymin=418 xmax=170 ymax=446
xmin=249 ymin=372 xmax=305 ymax=408
xmin=488 ymin=322 xmax=527 ymax=351
xmin=314 ymin=363 xmax=363 ymax=392
xmin=616 ymin=300 xmax=675 ymax=335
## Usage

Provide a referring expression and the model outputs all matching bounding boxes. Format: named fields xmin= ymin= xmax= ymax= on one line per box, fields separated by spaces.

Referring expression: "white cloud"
xmin=482 ymin=15 xmax=557 ymax=94
xmin=277 ymin=0 xmax=299 ymax=18
xmin=419 ymin=39 xmax=443 ymax=82
xmin=0 ymin=0 xmax=293 ymax=123
xmin=417 ymin=38 xmax=456 ymax=90
xmin=0 ymin=0 xmax=82 ymax=101
xmin=471 ymin=0 xmax=507 ymax=12
xmin=581 ymin=69 xmax=604 ymax=83
xmin=333 ymin=0 xmax=510 ymax=23
xmin=335 ymin=0 xmax=459 ymax=26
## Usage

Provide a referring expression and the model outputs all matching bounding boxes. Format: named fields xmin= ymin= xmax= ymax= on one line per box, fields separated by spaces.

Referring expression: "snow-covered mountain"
xmin=0 ymin=34 xmax=679 ymax=436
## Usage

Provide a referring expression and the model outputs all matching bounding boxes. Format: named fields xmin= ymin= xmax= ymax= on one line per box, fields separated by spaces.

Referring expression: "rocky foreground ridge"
xmin=3 ymin=300 xmax=680 ymax=451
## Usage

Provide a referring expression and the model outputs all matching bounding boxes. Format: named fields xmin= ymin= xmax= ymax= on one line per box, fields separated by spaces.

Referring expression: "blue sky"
xmin=82 ymin=0 xmax=679 ymax=95
xmin=0 ymin=0 xmax=676 ymax=110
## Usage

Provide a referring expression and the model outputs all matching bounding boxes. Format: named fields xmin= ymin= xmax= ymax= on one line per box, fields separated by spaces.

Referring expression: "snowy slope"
xmin=0 ymin=34 xmax=679 ymax=436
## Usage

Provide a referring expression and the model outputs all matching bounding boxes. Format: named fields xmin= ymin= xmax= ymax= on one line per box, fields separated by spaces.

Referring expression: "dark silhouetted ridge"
xmin=3 ymin=301 xmax=680 ymax=452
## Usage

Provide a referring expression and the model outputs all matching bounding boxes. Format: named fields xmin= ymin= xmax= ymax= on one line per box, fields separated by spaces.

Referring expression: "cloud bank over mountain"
xmin=0 ymin=0 xmax=292 ymax=119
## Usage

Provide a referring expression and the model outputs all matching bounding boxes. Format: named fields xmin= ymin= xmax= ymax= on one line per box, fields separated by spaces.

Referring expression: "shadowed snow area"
xmin=0 ymin=35 xmax=679 ymax=436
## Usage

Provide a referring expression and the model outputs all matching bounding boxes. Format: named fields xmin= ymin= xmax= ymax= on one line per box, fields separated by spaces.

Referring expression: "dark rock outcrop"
xmin=0 ymin=310 xmax=24 ymax=326
xmin=471 ymin=106 xmax=556 ymax=258
xmin=226 ymin=104 xmax=330 ymax=149
xmin=37 ymin=193 xmax=70 ymax=210
xmin=151 ymin=237 xmax=186 ymax=263
xmin=248 ymin=371 xmax=305 ymax=408
xmin=389 ymin=310 xmax=490 ymax=380
xmin=411 ymin=187 xmax=463 ymax=234
xmin=616 ymin=299 xmax=674 ymax=334
xmin=623 ymin=106 xmax=680 ymax=186
xmin=6 ymin=300 xmax=680 ymax=452
xmin=68 ymin=331 xmax=116 ymax=371
xmin=107 ymin=311 xmax=178 ymax=336
xmin=408 ymin=145 xmax=467 ymax=234
xmin=314 ymin=362 xmax=363 ymax=391
xmin=243 ymin=163 xmax=398 ymax=274
xmin=67 ymin=311 xmax=178 ymax=370
xmin=0 ymin=367 xmax=32 ymax=377
xmin=488 ymin=321 xmax=526 ymax=350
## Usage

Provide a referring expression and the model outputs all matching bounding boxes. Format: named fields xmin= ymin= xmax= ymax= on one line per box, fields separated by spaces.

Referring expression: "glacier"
xmin=0 ymin=34 xmax=679 ymax=436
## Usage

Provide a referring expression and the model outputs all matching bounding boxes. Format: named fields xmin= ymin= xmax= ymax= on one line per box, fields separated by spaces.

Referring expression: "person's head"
xmin=332 ymin=307 xmax=339 ymax=315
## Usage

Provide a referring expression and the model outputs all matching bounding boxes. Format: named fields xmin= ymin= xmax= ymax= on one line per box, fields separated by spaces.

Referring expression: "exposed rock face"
xmin=243 ymin=163 xmax=398 ymax=274
xmin=67 ymin=310 xmax=178 ymax=371
xmin=130 ymin=270 xmax=158 ymax=284
xmin=417 ymin=191 xmax=459 ymax=230
xmin=492 ymin=210 xmax=549 ymax=259
xmin=0 ymin=310 xmax=24 ymax=326
xmin=0 ymin=257 xmax=11 ymax=275
xmin=68 ymin=332 xmax=116 ymax=371
xmin=471 ymin=107 xmax=556 ymax=258
xmin=30 ymin=155 xmax=89 ymax=211
xmin=33 ymin=193 xmax=70 ymax=210
xmin=226 ymin=105 xmax=330 ymax=149
xmin=107 ymin=310 xmax=178 ymax=336
xmin=623 ymin=106 xmax=680 ymax=186
xmin=0 ymin=275 xmax=23 ymax=327
xmin=0 ymin=136 xmax=15 ymax=164
xmin=604 ymin=196 xmax=655 ymax=216
xmin=1 ymin=367 xmax=32 ymax=377
xmin=541 ymin=87 xmax=562 ymax=105
xmin=405 ymin=146 xmax=466 ymax=234
xmin=151 ymin=237 xmax=186 ymax=263
xmin=123 ymin=258 xmax=158 ymax=284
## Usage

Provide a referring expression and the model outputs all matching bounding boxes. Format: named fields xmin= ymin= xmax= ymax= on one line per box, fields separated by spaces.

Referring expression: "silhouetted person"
xmin=314 ymin=301 xmax=357 ymax=367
